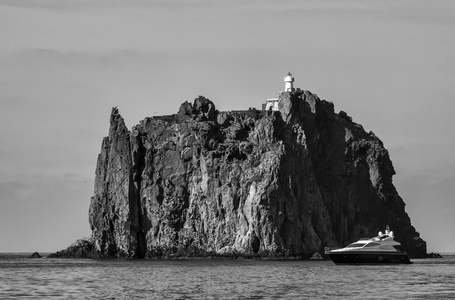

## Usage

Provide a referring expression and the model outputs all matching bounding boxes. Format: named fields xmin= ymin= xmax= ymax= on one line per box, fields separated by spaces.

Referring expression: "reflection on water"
xmin=0 ymin=255 xmax=454 ymax=299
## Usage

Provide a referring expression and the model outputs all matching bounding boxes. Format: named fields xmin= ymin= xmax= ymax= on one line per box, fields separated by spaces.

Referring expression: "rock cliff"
xmin=88 ymin=91 xmax=427 ymax=258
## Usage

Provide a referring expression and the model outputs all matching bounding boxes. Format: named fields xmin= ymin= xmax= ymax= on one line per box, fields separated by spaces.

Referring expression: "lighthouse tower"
xmin=284 ymin=72 xmax=294 ymax=92
xmin=263 ymin=72 xmax=298 ymax=111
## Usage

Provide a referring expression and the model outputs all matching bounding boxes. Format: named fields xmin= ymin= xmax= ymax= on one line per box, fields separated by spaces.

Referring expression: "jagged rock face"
xmin=89 ymin=93 xmax=427 ymax=258
xmin=89 ymin=107 xmax=142 ymax=257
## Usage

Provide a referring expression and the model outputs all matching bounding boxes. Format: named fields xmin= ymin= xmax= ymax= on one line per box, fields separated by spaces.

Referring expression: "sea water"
xmin=0 ymin=254 xmax=454 ymax=299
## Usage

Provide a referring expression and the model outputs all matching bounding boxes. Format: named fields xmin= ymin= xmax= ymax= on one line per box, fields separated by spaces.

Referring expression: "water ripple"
xmin=0 ymin=256 xmax=454 ymax=299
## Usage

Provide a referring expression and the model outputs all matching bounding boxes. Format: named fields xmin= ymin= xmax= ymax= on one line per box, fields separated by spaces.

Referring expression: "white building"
xmin=264 ymin=97 xmax=279 ymax=111
xmin=264 ymin=72 xmax=295 ymax=111
xmin=284 ymin=72 xmax=294 ymax=92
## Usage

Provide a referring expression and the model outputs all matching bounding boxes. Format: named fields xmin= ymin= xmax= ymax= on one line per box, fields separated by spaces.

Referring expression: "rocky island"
xmin=53 ymin=74 xmax=427 ymax=259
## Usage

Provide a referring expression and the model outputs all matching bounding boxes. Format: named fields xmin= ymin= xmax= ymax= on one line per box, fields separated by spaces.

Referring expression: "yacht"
xmin=325 ymin=226 xmax=412 ymax=264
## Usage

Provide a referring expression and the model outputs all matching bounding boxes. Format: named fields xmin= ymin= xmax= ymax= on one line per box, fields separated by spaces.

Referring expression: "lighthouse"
xmin=263 ymin=72 xmax=298 ymax=111
xmin=284 ymin=72 xmax=294 ymax=92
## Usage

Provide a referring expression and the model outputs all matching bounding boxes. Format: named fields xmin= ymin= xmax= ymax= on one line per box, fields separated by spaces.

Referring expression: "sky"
xmin=0 ymin=0 xmax=454 ymax=253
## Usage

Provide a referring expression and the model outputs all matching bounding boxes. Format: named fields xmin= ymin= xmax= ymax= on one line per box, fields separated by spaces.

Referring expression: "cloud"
xmin=0 ymin=0 xmax=119 ymax=10
xmin=5 ymin=48 xmax=145 ymax=69
xmin=0 ymin=172 xmax=93 ymax=252
xmin=0 ymin=0 xmax=213 ymax=11
xmin=0 ymin=0 xmax=454 ymax=253
xmin=0 ymin=148 xmax=8 ymax=157
xmin=396 ymin=171 xmax=455 ymax=252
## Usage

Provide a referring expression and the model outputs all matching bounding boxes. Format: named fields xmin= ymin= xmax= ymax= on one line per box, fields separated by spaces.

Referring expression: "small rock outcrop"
xmin=48 ymin=238 xmax=96 ymax=258
xmin=86 ymin=91 xmax=426 ymax=258
xmin=29 ymin=252 xmax=41 ymax=258
xmin=427 ymin=252 xmax=443 ymax=258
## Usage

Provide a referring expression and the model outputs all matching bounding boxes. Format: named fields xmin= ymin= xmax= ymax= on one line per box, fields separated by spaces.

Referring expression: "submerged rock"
xmin=86 ymin=92 xmax=426 ymax=259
